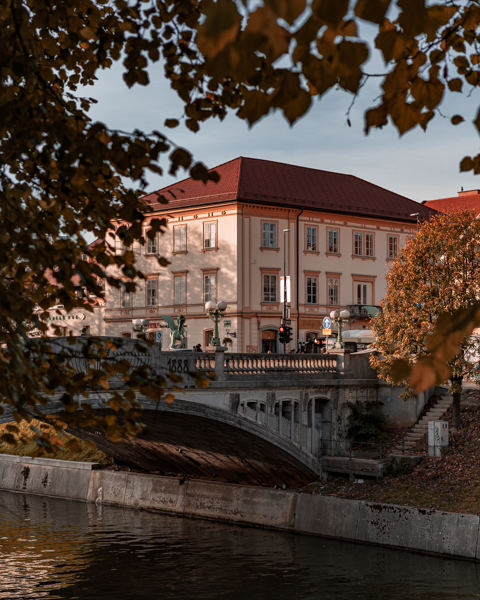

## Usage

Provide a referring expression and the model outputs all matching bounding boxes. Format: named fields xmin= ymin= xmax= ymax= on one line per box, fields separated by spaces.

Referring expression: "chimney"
xmin=458 ymin=189 xmax=480 ymax=196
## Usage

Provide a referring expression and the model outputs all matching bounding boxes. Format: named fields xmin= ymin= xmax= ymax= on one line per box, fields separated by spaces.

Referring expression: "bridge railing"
xmin=221 ymin=353 xmax=338 ymax=375
xmin=40 ymin=339 xmax=341 ymax=386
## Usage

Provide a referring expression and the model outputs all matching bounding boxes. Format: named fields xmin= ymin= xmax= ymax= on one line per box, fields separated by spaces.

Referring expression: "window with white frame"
xmin=146 ymin=232 xmax=157 ymax=254
xmin=354 ymin=232 xmax=363 ymax=256
xmin=388 ymin=235 xmax=398 ymax=259
xmin=146 ymin=279 xmax=157 ymax=306
xmin=121 ymin=285 xmax=131 ymax=308
xmin=356 ymin=283 xmax=368 ymax=305
xmin=328 ymin=278 xmax=339 ymax=305
xmin=365 ymin=233 xmax=374 ymax=257
xmin=306 ymin=276 xmax=318 ymax=304
xmin=306 ymin=226 xmax=317 ymax=252
xmin=204 ymin=222 xmax=216 ymax=249
xmin=327 ymin=229 xmax=339 ymax=253
xmin=354 ymin=232 xmax=375 ymax=257
xmin=204 ymin=273 xmax=216 ymax=303
xmin=263 ymin=274 xmax=277 ymax=302
xmin=174 ymin=225 xmax=187 ymax=252
xmin=262 ymin=222 xmax=277 ymax=248
xmin=174 ymin=275 xmax=186 ymax=305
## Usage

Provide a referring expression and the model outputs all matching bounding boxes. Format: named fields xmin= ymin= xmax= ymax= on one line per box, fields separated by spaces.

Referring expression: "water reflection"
xmin=0 ymin=491 xmax=479 ymax=599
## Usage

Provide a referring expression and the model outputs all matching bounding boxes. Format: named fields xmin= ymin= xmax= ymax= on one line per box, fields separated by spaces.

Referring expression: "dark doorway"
xmin=261 ymin=329 xmax=277 ymax=353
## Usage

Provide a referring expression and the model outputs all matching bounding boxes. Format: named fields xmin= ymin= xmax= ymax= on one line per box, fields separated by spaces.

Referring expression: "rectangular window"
xmin=146 ymin=233 xmax=157 ymax=255
xmin=204 ymin=222 xmax=216 ymax=249
xmin=328 ymin=278 xmax=339 ymax=305
xmin=306 ymin=277 xmax=318 ymax=304
xmin=328 ymin=229 xmax=339 ymax=253
xmin=365 ymin=233 xmax=374 ymax=257
xmin=174 ymin=225 xmax=186 ymax=252
xmin=388 ymin=235 xmax=398 ymax=259
xmin=204 ymin=274 xmax=216 ymax=303
xmin=356 ymin=283 xmax=368 ymax=305
xmin=121 ymin=286 xmax=131 ymax=308
xmin=146 ymin=279 xmax=157 ymax=306
xmin=306 ymin=226 xmax=317 ymax=252
xmin=174 ymin=276 xmax=186 ymax=305
xmin=354 ymin=232 xmax=363 ymax=256
xmin=263 ymin=274 xmax=277 ymax=302
xmin=262 ymin=222 xmax=277 ymax=248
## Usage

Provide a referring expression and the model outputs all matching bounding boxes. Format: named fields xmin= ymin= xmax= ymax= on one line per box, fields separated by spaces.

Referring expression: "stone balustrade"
xmin=43 ymin=338 xmax=342 ymax=383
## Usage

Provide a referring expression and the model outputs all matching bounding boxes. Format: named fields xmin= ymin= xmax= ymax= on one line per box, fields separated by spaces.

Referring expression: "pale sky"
xmin=85 ymin=50 xmax=480 ymax=204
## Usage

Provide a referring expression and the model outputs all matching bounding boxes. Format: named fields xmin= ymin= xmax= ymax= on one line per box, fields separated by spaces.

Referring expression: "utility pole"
xmin=282 ymin=229 xmax=290 ymax=353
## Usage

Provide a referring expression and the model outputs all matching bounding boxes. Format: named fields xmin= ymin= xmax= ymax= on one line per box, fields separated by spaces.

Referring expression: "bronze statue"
xmin=161 ymin=314 xmax=186 ymax=349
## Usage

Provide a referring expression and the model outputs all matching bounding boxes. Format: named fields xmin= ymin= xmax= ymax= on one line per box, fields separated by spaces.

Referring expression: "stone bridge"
xmin=5 ymin=338 xmax=426 ymax=487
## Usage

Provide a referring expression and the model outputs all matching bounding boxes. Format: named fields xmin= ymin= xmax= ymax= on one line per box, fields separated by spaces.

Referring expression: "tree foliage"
xmin=345 ymin=400 xmax=388 ymax=445
xmin=3 ymin=0 xmax=480 ymax=448
xmin=371 ymin=210 xmax=480 ymax=427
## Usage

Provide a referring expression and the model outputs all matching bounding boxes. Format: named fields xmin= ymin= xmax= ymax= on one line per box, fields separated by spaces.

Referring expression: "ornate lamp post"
xmin=205 ymin=300 xmax=227 ymax=346
xmin=132 ymin=318 xmax=149 ymax=337
xmin=329 ymin=309 xmax=351 ymax=349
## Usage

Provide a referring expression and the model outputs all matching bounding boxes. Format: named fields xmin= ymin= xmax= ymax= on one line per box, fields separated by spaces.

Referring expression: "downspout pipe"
xmin=296 ymin=208 xmax=304 ymax=351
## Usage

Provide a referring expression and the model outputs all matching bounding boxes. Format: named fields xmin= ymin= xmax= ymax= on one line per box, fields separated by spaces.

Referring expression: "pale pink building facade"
xmin=104 ymin=158 xmax=433 ymax=351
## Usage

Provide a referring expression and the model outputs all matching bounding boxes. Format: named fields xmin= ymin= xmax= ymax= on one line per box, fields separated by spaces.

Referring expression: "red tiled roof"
xmin=423 ymin=191 xmax=480 ymax=214
xmin=142 ymin=157 xmax=434 ymax=223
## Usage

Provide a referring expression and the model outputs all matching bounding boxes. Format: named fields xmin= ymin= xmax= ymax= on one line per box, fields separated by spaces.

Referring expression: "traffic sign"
xmin=323 ymin=316 xmax=331 ymax=329
xmin=155 ymin=331 xmax=162 ymax=341
xmin=322 ymin=328 xmax=332 ymax=336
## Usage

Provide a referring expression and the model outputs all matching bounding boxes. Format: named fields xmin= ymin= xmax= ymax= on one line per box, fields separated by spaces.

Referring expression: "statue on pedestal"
xmin=161 ymin=315 xmax=186 ymax=349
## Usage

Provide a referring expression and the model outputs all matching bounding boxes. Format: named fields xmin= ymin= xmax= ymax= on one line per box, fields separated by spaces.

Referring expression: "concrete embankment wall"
xmin=1 ymin=456 xmax=479 ymax=561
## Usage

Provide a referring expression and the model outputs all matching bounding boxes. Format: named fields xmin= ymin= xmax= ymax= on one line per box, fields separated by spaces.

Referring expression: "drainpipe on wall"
xmin=296 ymin=208 xmax=304 ymax=351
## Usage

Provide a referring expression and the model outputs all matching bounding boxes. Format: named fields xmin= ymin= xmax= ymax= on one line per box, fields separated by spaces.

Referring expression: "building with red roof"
xmin=422 ymin=189 xmax=480 ymax=214
xmin=105 ymin=157 xmax=434 ymax=351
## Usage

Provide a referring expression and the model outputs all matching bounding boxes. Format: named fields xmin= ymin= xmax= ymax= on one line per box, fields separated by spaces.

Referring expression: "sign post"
xmin=322 ymin=317 xmax=332 ymax=351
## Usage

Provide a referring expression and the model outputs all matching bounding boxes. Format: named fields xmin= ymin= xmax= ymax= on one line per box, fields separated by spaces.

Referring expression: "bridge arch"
xmin=63 ymin=398 xmax=320 ymax=488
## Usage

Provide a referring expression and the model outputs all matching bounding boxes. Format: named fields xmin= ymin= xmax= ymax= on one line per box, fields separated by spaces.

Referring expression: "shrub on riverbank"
xmin=0 ymin=420 xmax=113 ymax=465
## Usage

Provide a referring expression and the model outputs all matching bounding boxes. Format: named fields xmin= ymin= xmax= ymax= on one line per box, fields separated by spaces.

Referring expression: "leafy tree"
xmin=4 ymin=0 xmax=480 ymax=449
xmin=371 ymin=210 xmax=480 ymax=429
xmin=346 ymin=400 xmax=388 ymax=446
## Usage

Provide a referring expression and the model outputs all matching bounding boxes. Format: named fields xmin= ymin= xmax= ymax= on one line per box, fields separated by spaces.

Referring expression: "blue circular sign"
xmin=156 ymin=331 xmax=163 ymax=340
xmin=322 ymin=316 xmax=331 ymax=329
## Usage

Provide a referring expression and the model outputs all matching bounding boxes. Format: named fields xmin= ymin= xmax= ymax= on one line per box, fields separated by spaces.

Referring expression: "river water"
xmin=0 ymin=490 xmax=480 ymax=599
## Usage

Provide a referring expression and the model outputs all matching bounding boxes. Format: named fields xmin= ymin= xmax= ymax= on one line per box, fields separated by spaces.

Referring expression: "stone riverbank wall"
xmin=0 ymin=456 xmax=479 ymax=562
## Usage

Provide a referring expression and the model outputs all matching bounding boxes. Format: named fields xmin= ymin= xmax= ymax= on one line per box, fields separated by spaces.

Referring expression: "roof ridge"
xmin=144 ymin=156 xmax=242 ymax=198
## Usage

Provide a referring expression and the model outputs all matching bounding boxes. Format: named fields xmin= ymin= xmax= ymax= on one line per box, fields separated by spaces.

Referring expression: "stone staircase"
xmin=393 ymin=395 xmax=453 ymax=453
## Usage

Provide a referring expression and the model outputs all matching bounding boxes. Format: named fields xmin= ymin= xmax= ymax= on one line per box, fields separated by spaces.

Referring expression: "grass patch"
xmin=0 ymin=420 xmax=113 ymax=465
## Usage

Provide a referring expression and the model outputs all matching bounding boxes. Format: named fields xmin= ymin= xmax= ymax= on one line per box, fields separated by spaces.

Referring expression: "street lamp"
xmin=132 ymin=318 xmax=149 ymax=337
xmin=282 ymin=228 xmax=291 ymax=353
xmin=330 ymin=309 xmax=351 ymax=349
xmin=205 ymin=300 xmax=227 ymax=346
xmin=410 ymin=212 xmax=420 ymax=232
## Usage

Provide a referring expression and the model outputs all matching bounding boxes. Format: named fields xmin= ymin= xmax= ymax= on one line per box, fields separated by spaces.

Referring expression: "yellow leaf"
xmin=79 ymin=27 xmax=95 ymax=40
xmin=196 ymin=0 xmax=241 ymax=60
xmin=264 ymin=0 xmax=306 ymax=25
xmin=246 ymin=6 xmax=291 ymax=61
xmin=410 ymin=76 xmax=444 ymax=110
xmin=448 ymin=78 xmax=463 ymax=92
xmin=164 ymin=394 xmax=175 ymax=404
xmin=313 ymin=0 xmax=349 ymax=28
xmin=390 ymin=358 xmax=412 ymax=383
xmin=354 ymin=0 xmax=391 ymax=25
xmin=70 ymin=169 xmax=86 ymax=188
xmin=99 ymin=380 xmax=109 ymax=390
